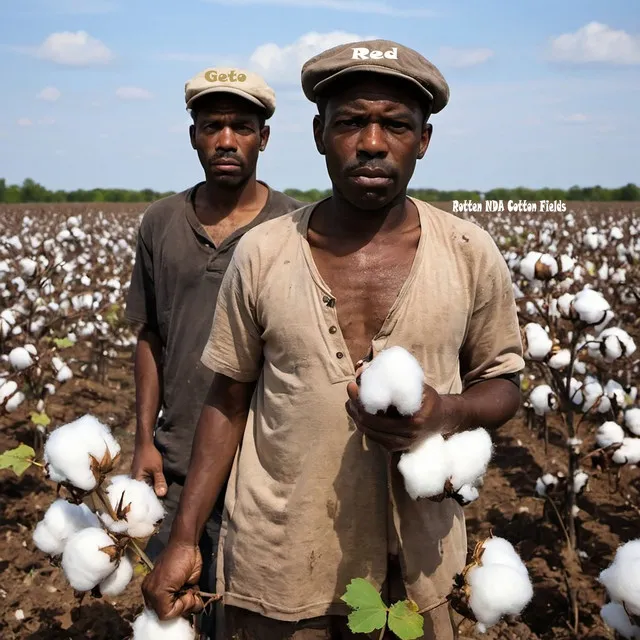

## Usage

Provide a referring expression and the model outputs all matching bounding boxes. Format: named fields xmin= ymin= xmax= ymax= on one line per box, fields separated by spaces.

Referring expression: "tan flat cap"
xmin=301 ymin=39 xmax=449 ymax=114
xmin=185 ymin=67 xmax=276 ymax=118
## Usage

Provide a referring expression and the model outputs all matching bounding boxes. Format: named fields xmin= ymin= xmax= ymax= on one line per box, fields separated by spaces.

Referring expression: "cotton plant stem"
xmin=417 ymin=596 xmax=450 ymax=615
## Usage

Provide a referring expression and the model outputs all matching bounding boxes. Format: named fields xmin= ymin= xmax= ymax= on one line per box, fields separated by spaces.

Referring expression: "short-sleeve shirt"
xmin=125 ymin=181 xmax=304 ymax=480
xmin=201 ymin=197 xmax=524 ymax=632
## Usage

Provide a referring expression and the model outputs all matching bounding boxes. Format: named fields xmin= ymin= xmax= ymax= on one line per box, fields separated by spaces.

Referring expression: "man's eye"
xmin=388 ymin=122 xmax=409 ymax=130
xmin=336 ymin=118 xmax=359 ymax=126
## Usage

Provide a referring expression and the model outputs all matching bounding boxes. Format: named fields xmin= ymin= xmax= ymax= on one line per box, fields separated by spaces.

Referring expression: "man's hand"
xmin=142 ymin=542 xmax=204 ymax=621
xmin=345 ymin=380 xmax=462 ymax=452
xmin=131 ymin=442 xmax=168 ymax=497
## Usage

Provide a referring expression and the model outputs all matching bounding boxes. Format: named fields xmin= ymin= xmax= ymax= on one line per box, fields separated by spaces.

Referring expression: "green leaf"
xmin=30 ymin=411 xmax=51 ymax=427
xmin=347 ymin=607 xmax=388 ymax=634
xmin=387 ymin=600 xmax=424 ymax=640
xmin=133 ymin=562 xmax=150 ymax=578
xmin=53 ymin=337 xmax=74 ymax=349
xmin=0 ymin=444 xmax=37 ymax=476
xmin=341 ymin=579 xmax=387 ymax=634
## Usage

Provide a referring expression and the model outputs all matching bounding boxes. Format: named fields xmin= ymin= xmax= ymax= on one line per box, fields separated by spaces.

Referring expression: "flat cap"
xmin=301 ymin=39 xmax=449 ymax=115
xmin=185 ymin=67 xmax=276 ymax=118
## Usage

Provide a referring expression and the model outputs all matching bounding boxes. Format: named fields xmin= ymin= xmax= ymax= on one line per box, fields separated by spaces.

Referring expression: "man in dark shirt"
xmin=125 ymin=66 xmax=303 ymax=638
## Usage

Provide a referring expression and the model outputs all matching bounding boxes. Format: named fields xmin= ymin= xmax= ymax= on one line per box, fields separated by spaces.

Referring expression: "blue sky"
xmin=1 ymin=0 xmax=639 ymax=193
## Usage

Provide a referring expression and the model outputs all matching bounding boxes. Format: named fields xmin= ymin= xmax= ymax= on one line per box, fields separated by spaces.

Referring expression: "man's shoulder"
xmin=138 ymin=186 xmax=194 ymax=233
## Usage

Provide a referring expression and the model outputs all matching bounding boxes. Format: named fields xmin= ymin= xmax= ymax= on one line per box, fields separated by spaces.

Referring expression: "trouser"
xmin=224 ymin=555 xmax=460 ymax=640
xmin=145 ymin=472 xmax=225 ymax=640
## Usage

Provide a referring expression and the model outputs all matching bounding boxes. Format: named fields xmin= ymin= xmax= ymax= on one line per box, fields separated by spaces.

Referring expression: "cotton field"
xmin=0 ymin=201 xmax=639 ymax=640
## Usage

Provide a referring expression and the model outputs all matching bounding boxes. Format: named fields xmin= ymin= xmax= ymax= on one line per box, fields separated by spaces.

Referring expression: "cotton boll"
xmin=456 ymin=484 xmax=479 ymax=504
xmin=519 ymin=252 xmax=557 ymax=281
xmin=131 ymin=607 xmax=196 ymax=640
xmin=99 ymin=553 xmax=134 ymax=596
xmin=5 ymin=391 xmax=25 ymax=412
xmin=599 ymin=547 xmax=640 ymax=616
xmin=480 ymin=537 xmax=529 ymax=579
xmin=398 ymin=435 xmax=449 ymax=499
xmin=573 ymin=470 xmax=589 ymax=494
xmin=44 ymin=415 xmax=121 ymax=491
xmin=524 ymin=324 xmax=553 ymax=360
xmin=600 ymin=602 xmax=640 ymax=639
xmin=446 ymin=428 xmax=493 ymax=490
xmin=0 ymin=380 xmax=18 ymax=405
xmin=359 ymin=346 xmax=425 ymax=416
xmin=597 ymin=328 xmax=637 ymax=363
xmin=596 ymin=422 xmax=625 ymax=448
xmin=605 ymin=380 xmax=627 ymax=409
xmin=56 ymin=365 xmax=73 ymax=382
xmin=583 ymin=381 xmax=605 ymax=413
xmin=535 ymin=473 xmax=558 ymax=496
xmin=99 ymin=475 xmax=165 ymax=538
xmin=548 ymin=349 xmax=571 ymax=370
xmin=557 ymin=293 xmax=576 ymax=318
xmin=9 ymin=347 xmax=33 ymax=371
xmin=625 ymin=409 xmax=640 ymax=436
xmin=32 ymin=499 xmax=100 ymax=556
xmin=61 ymin=527 xmax=118 ymax=591
xmin=467 ymin=563 xmax=533 ymax=628
xmin=569 ymin=379 xmax=584 ymax=406
xmin=612 ymin=438 xmax=640 ymax=465
xmin=572 ymin=289 xmax=612 ymax=327
xmin=19 ymin=258 xmax=37 ymax=277
xmin=529 ymin=385 xmax=558 ymax=416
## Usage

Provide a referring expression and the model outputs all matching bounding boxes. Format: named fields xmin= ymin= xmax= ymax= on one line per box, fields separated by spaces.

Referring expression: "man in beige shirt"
xmin=142 ymin=40 xmax=524 ymax=639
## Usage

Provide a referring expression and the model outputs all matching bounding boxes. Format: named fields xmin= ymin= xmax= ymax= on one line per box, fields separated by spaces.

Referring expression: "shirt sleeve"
xmin=460 ymin=231 xmax=524 ymax=389
xmin=200 ymin=241 xmax=263 ymax=382
xmin=125 ymin=218 xmax=157 ymax=328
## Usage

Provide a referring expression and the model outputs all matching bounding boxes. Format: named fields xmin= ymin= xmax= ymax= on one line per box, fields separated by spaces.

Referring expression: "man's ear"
xmin=259 ymin=125 xmax=270 ymax=152
xmin=313 ymin=115 xmax=326 ymax=155
xmin=417 ymin=122 xmax=432 ymax=159
xmin=189 ymin=124 xmax=196 ymax=150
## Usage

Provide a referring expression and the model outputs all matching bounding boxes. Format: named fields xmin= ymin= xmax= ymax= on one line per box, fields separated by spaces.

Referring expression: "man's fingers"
xmin=346 ymin=382 xmax=359 ymax=402
xmin=153 ymin=469 xmax=168 ymax=497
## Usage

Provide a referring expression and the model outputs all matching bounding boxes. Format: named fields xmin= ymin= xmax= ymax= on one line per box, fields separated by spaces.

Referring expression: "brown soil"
xmin=1 ymin=201 xmax=638 ymax=639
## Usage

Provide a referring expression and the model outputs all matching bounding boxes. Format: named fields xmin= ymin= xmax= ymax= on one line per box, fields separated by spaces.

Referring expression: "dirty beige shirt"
xmin=201 ymin=197 xmax=524 ymax=631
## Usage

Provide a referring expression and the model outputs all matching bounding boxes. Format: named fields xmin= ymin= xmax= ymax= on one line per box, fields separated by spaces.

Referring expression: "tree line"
xmin=1 ymin=178 xmax=639 ymax=204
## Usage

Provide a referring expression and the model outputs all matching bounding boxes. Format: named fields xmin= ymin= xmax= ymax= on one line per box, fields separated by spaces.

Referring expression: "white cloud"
xmin=116 ymin=87 xmax=153 ymax=100
xmin=17 ymin=118 xmax=33 ymax=127
xmin=548 ymin=22 xmax=640 ymax=65
xmin=24 ymin=31 xmax=114 ymax=66
xmin=37 ymin=86 xmax=61 ymax=101
xmin=437 ymin=46 xmax=493 ymax=68
xmin=559 ymin=113 xmax=590 ymax=124
xmin=203 ymin=0 xmax=435 ymax=17
xmin=249 ymin=31 xmax=375 ymax=84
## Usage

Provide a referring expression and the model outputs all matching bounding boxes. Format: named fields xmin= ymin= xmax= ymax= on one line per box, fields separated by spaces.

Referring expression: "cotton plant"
xmin=0 ymin=412 xmax=220 ymax=638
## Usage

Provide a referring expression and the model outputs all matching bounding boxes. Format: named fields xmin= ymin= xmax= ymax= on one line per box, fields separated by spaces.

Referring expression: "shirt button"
xmin=329 ymin=326 xmax=337 ymax=334
xmin=323 ymin=295 xmax=331 ymax=304
xmin=336 ymin=352 xmax=344 ymax=359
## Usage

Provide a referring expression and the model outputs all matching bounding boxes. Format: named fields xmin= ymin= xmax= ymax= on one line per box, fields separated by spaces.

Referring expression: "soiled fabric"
xmin=201 ymin=197 xmax=524 ymax=638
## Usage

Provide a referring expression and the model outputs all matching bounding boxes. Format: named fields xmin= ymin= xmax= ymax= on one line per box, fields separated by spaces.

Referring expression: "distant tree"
xmin=616 ymin=183 xmax=640 ymax=201
xmin=0 ymin=178 xmax=5 ymax=203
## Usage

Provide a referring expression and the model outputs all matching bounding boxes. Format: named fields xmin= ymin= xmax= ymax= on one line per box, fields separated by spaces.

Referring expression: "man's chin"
xmin=208 ymin=173 xmax=248 ymax=189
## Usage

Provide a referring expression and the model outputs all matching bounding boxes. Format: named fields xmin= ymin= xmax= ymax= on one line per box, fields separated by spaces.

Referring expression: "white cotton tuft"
xmin=358 ymin=346 xmax=425 ymax=416
xmin=600 ymin=602 xmax=640 ymax=639
xmin=446 ymin=428 xmax=493 ymax=490
xmin=5 ymin=391 xmax=25 ymax=412
xmin=582 ymin=380 xmax=608 ymax=413
xmin=19 ymin=257 xmax=37 ymax=277
xmin=467 ymin=563 xmax=533 ymax=628
xmin=529 ymin=385 xmax=558 ymax=416
xmin=99 ymin=553 xmax=134 ymax=596
xmin=32 ymin=499 xmax=100 ymax=556
xmin=61 ymin=527 xmax=118 ymax=591
xmin=397 ymin=435 xmax=449 ymax=499
xmin=99 ymin=475 xmax=165 ymax=538
xmin=612 ymin=438 xmax=640 ymax=465
xmin=625 ymin=408 xmax=640 ymax=436
xmin=9 ymin=347 xmax=33 ymax=371
xmin=572 ymin=288 xmax=613 ymax=328
xmin=480 ymin=537 xmax=529 ymax=579
xmin=524 ymin=324 xmax=553 ymax=360
xmin=596 ymin=422 xmax=625 ymax=448
xmin=599 ymin=540 xmax=640 ymax=616
xmin=43 ymin=414 xmax=121 ymax=491
xmin=131 ymin=607 xmax=196 ymax=640
xmin=549 ymin=349 xmax=571 ymax=370
xmin=0 ymin=380 xmax=18 ymax=405
xmin=535 ymin=473 xmax=558 ymax=496
xmin=519 ymin=251 xmax=558 ymax=281
xmin=605 ymin=380 xmax=627 ymax=409
xmin=598 ymin=328 xmax=637 ymax=363
xmin=456 ymin=484 xmax=479 ymax=504
xmin=573 ymin=470 xmax=589 ymax=494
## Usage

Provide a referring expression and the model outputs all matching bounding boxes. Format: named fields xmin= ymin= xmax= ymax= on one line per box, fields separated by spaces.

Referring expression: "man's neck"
xmin=195 ymin=176 xmax=267 ymax=226
xmin=312 ymin=189 xmax=417 ymax=240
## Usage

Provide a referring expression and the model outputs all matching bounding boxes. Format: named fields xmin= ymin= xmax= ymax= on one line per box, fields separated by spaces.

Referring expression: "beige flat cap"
xmin=185 ymin=67 xmax=276 ymax=118
xmin=301 ymin=39 xmax=449 ymax=114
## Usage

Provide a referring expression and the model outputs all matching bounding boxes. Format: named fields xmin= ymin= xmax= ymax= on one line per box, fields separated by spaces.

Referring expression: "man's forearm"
xmin=439 ymin=377 xmax=521 ymax=436
xmin=168 ymin=375 xmax=254 ymax=547
xmin=134 ymin=327 xmax=164 ymax=447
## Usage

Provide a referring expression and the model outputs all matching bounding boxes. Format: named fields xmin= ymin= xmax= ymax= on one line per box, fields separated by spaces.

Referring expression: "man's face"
xmin=313 ymin=76 xmax=431 ymax=210
xmin=190 ymin=94 xmax=269 ymax=189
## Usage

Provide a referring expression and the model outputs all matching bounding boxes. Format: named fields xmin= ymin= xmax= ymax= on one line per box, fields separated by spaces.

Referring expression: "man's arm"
xmin=130 ymin=325 xmax=167 ymax=496
xmin=141 ymin=372 xmax=254 ymax=620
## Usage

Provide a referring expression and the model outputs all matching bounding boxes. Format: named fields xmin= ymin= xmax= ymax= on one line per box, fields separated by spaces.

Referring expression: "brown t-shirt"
xmin=201 ymin=197 xmax=524 ymax=636
xmin=125 ymin=181 xmax=304 ymax=480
